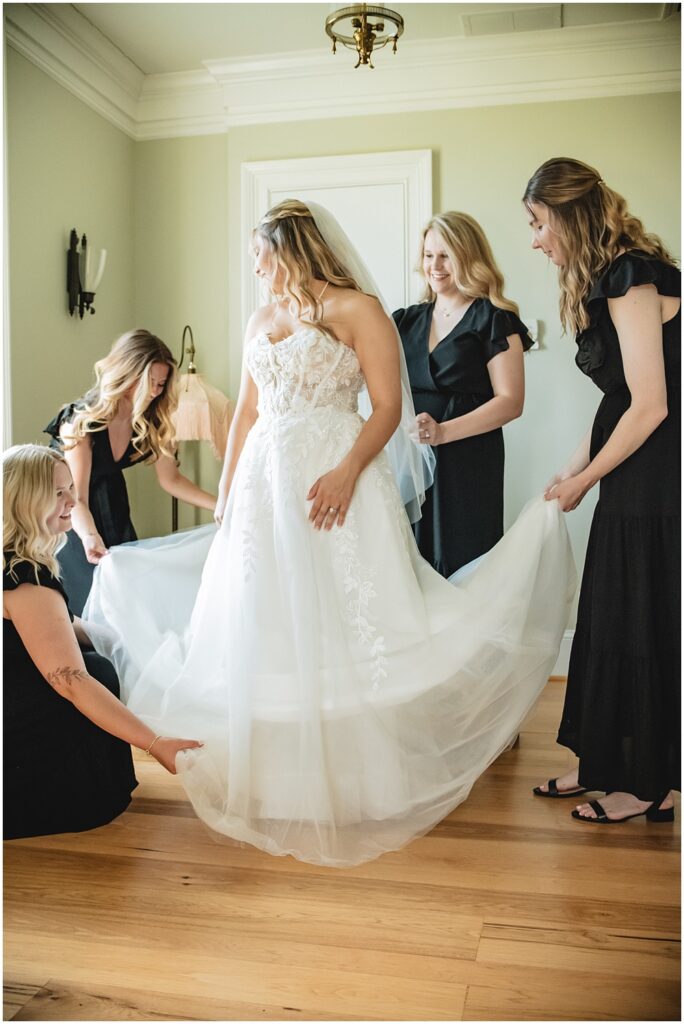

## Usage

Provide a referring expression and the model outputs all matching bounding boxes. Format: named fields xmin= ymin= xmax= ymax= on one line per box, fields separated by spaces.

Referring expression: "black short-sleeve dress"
xmin=45 ymin=402 xmax=141 ymax=615
xmin=560 ymin=251 xmax=680 ymax=800
xmin=3 ymin=557 xmax=137 ymax=839
xmin=394 ymin=299 xmax=532 ymax=576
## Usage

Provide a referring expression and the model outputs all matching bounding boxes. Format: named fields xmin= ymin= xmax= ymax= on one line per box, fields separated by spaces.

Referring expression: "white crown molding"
xmin=207 ymin=19 xmax=681 ymax=127
xmin=137 ymin=70 xmax=224 ymax=140
xmin=5 ymin=3 xmax=143 ymax=138
xmin=5 ymin=5 xmax=680 ymax=139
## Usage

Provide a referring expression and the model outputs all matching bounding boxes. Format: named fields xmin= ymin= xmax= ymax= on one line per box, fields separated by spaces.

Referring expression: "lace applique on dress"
xmin=332 ymin=506 xmax=388 ymax=688
xmin=246 ymin=328 xmax=365 ymax=419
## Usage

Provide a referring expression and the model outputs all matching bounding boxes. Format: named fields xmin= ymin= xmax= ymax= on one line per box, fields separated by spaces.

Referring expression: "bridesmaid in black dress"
xmin=394 ymin=212 xmax=533 ymax=576
xmin=45 ymin=329 xmax=216 ymax=614
xmin=526 ymin=158 xmax=679 ymax=823
xmin=3 ymin=444 xmax=202 ymax=839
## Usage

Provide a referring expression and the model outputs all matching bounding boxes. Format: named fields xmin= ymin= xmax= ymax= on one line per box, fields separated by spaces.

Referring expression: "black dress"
xmin=3 ymin=558 xmax=138 ymax=839
xmin=559 ymin=251 xmax=680 ymax=801
xmin=45 ymin=402 xmax=141 ymax=616
xmin=394 ymin=300 xmax=532 ymax=576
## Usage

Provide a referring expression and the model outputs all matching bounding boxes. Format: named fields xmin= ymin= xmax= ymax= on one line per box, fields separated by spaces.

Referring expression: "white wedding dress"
xmin=86 ymin=326 xmax=576 ymax=867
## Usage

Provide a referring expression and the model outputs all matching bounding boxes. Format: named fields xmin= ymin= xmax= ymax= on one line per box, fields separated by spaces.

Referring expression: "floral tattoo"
xmin=45 ymin=666 xmax=88 ymax=690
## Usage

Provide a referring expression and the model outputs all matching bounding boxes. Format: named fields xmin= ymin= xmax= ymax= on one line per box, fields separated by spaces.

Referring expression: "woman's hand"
xmin=149 ymin=737 xmax=204 ymax=775
xmin=544 ymin=472 xmax=593 ymax=511
xmin=544 ymin=468 xmax=572 ymax=496
xmin=307 ymin=461 xmax=359 ymax=530
xmin=416 ymin=412 xmax=444 ymax=446
xmin=83 ymin=533 xmax=108 ymax=564
xmin=214 ymin=492 xmax=227 ymax=528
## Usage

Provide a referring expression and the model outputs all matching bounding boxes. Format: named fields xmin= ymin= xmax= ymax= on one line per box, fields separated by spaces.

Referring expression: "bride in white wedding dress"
xmin=85 ymin=200 xmax=576 ymax=867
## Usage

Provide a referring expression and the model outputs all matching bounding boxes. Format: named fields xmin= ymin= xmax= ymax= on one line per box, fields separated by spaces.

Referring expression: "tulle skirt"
xmin=85 ymin=407 xmax=576 ymax=866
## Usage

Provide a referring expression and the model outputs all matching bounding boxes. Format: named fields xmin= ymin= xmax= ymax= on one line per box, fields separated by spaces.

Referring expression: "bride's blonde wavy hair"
xmin=253 ymin=200 xmax=362 ymax=327
xmin=523 ymin=157 xmax=676 ymax=333
xmin=419 ymin=212 xmax=520 ymax=315
xmin=65 ymin=329 xmax=179 ymax=461
xmin=3 ymin=444 xmax=67 ymax=581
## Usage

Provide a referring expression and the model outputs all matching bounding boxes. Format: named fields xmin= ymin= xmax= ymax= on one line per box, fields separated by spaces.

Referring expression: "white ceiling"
xmin=71 ymin=2 xmax=676 ymax=74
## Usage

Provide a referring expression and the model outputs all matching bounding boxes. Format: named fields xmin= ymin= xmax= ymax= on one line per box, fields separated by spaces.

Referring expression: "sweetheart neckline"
xmin=257 ymin=328 xmax=311 ymax=347
xmin=253 ymin=328 xmax=359 ymax=362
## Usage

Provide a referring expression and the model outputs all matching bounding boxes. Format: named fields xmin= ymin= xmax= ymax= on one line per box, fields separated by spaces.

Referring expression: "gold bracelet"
xmin=144 ymin=735 xmax=162 ymax=755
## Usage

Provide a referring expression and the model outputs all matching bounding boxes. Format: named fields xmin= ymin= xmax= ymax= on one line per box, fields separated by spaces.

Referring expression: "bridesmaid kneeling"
xmin=3 ymin=444 xmax=202 ymax=840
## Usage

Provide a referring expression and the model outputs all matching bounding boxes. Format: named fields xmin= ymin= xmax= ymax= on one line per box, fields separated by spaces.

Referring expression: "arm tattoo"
xmin=45 ymin=666 xmax=88 ymax=691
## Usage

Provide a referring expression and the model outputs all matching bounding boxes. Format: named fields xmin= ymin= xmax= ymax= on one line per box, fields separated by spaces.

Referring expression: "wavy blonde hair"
xmin=418 ymin=212 xmax=520 ymax=315
xmin=65 ymin=329 xmax=179 ymax=461
xmin=3 ymin=444 xmax=67 ymax=581
xmin=253 ymin=200 xmax=361 ymax=328
xmin=523 ymin=157 xmax=676 ymax=333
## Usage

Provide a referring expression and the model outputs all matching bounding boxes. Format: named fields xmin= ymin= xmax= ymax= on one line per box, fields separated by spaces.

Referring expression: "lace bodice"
xmin=246 ymin=328 xmax=365 ymax=419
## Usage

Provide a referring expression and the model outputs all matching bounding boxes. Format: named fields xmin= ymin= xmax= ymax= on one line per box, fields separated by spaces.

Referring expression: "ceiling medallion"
xmin=325 ymin=4 xmax=404 ymax=68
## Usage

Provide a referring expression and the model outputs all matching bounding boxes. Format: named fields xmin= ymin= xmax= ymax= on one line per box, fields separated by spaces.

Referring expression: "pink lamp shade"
xmin=172 ymin=373 xmax=233 ymax=460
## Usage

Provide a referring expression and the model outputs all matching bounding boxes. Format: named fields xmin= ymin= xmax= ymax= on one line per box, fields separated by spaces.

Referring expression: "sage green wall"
xmin=130 ymin=134 xmax=230 ymax=535
xmin=6 ymin=47 xmax=135 ymax=447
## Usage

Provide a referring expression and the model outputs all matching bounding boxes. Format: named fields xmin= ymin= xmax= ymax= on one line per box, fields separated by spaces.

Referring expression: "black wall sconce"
xmin=67 ymin=229 xmax=107 ymax=318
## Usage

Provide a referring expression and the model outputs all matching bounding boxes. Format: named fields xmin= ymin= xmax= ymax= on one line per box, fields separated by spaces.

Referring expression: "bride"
xmin=85 ymin=200 xmax=576 ymax=867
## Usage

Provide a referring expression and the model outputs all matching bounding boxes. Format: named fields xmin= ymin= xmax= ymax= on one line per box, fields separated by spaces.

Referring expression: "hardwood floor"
xmin=4 ymin=681 xmax=680 ymax=1021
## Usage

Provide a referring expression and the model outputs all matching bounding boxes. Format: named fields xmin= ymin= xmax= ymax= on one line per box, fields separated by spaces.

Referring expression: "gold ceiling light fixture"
xmin=325 ymin=4 xmax=404 ymax=69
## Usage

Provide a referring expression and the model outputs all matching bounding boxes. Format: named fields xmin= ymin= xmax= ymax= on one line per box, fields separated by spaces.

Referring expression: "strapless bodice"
xmin=246 ymin=328 xmax=365 ymax=419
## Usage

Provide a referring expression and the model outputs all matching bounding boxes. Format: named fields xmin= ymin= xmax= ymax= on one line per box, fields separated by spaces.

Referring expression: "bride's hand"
xmin=307 ymin=463 xmax=358 ymax=530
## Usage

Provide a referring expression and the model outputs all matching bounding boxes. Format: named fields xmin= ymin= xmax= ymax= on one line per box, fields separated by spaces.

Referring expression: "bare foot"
xmin=573 ymin=790 xmax=675 ymax=820
xmin=537 ymin=767 xmax=585 ymax=795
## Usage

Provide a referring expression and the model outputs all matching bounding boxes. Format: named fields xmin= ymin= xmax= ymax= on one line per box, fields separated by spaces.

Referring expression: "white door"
xmin=241 ymin=150 xmax=432 ymax=324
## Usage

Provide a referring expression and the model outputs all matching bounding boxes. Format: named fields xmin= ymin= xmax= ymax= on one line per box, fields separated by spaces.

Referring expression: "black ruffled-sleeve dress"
xmin=45 ymin=402 xmax=140 ymax=616
xmin=3 ymin=557 xmax=137 ymax=839
xmin=394 ymin=299 xmax=532 ymax=576
xmin=560 ymin=251 xmax=680 ymax=801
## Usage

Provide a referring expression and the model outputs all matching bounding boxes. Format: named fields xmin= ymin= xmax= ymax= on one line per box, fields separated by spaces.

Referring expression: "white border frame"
xmin=241 ymin=150 xmax=433 ymax=328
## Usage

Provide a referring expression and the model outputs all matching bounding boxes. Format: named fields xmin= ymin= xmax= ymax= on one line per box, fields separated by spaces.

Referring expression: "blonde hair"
xmin=253 ymin=200 xmax=361 ymax=328
xmin=419 ymin=212 xmax=520 ymax=315
xmin=523 ymin=157 xmax=676 ymax=333
xmin=65 ymin=329 xmax=179 ymax=461
xmin=3 ymin=444 xmax=67 ymax=581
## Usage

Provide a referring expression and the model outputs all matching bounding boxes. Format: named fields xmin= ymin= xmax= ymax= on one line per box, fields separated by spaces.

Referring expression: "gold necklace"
xmin=435 ymin=298 xmax=470 ymax=318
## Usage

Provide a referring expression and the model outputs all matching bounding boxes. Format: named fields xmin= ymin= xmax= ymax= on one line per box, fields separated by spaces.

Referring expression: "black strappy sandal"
xmin=533 ymin=777 xmax=589 ymax=799
xmin=571 ymin=794 xmax=675 ymax=824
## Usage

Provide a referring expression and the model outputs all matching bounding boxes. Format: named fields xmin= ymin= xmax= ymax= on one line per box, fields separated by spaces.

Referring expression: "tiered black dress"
xmin=559 ymin=251 xmax=680 ymax=800
xmin=3 ymin=558 xmax=137 ymax=839
xmin=45 ymin=402 xmax=140 ymax=615
xmin=394 ymin=299 xmax=532 ymax=576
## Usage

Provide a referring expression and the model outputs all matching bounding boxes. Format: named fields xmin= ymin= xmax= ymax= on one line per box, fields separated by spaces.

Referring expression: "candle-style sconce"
xmin=67 ymin=229 xmax=107 ymax=318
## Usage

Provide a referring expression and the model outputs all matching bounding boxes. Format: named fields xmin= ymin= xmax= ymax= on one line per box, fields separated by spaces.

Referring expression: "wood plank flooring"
xmin=4 ymin=681 xmax=680 ymax=1021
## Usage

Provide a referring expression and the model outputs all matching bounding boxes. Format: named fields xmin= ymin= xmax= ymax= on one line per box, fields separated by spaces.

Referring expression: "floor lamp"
xmin=171 ymin=325 xmax=234 ymax=531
